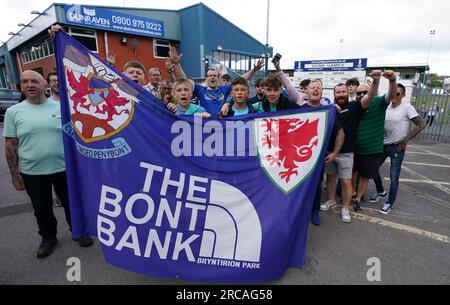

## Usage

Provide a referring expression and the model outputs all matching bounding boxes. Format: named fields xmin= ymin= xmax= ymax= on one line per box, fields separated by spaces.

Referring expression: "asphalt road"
xmin=1 ymin=122 xmax=449 ymax=285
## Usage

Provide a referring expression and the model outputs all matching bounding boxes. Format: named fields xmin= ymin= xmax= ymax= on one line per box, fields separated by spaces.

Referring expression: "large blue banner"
xmin=64 ymin=5 xmax=164 ymax=38
xmin=54 ymin=31 xmax=335 ymax=283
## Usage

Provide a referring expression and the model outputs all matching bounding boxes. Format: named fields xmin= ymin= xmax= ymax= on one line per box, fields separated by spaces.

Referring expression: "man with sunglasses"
xmin=352 ymin=71 xmax=398 ymax=212
xmin=320 ymin=71 xmax=381 ymax=223
xmin=369 ymin=84 xmax=426 ymax=214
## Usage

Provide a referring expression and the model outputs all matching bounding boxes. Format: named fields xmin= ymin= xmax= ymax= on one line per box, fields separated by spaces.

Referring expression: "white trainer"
xmin=320 ymin=200 xmax=336 ymax=211
xmin=341 ymin=208 xmax=351 ymax=223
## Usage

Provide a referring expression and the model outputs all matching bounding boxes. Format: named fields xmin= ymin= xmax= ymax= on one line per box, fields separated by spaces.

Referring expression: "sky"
xmin=1 ymin=0 xmax=449 ymax=75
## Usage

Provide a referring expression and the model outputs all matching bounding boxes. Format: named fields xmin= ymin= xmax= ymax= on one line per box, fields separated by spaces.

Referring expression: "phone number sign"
xmin=64 ymin=5 xmax=164 ymax=38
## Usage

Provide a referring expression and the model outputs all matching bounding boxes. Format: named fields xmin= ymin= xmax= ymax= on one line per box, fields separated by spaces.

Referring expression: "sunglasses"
xmin=356 ymin=91 xmax=368 ymax=96
xmin=396 ymin=92 xmax=403 ymax=97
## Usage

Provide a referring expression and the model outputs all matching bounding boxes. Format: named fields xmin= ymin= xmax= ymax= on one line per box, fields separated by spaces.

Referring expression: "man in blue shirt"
xmin=168 ymin=47 xmax=264 ymax=116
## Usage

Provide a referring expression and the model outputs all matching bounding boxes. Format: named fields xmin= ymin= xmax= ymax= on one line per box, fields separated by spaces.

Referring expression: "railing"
xmin=411 ymin=87 xmax=450 ymax=143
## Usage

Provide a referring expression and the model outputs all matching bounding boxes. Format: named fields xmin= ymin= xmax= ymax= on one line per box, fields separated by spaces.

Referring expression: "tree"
xmin=428 ymin=74 xmax=443 ymax=88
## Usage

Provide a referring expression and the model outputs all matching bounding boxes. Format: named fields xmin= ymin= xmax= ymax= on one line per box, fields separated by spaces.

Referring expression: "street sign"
xmin=294 ymin=58 xmax=368 ymax=101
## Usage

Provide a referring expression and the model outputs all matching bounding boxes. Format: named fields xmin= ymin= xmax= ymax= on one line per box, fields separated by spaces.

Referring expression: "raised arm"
xmin=5 ymin=138 xmax=24 ymax=191
xmin=242 ymin=59 xmax=264 ymax=81
xmin=273 ymin=59 xmax=305 ymax=104
xmin=382 ymin=70 xmax=397 ymax=104
xmin=164 ymin=58 xmax=176 ymax=82
xmin=169 ymin=46 xmax=187 ymax=79
xmin=361 ymin=70 xmax=382 ymax=109
xmin=106 ymin=50 xmax=116 ymax=68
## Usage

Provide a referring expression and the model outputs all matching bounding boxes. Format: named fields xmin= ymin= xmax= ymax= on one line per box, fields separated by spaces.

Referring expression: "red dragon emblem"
xmin=66 ymin=69 xmax=134 ymax=143
xmin=259 ymin=117 xmax=320 ymax=186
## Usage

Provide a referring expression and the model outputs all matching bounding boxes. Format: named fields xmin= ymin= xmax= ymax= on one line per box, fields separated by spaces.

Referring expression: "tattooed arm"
xmin=397 ymin=116 xmax=426 ymax=151
xmin=5 ymin=138 xmax=24 ymax=191
xmin=325 ymin=128 xmax=345 ymax=163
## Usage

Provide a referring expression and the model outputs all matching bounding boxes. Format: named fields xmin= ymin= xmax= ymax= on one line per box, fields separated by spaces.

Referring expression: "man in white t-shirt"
xmin=369 ymin=83 xmax=426 ymax=214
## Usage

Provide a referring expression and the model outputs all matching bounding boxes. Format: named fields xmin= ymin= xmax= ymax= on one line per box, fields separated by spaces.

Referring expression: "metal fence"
xmin=411 ymin=87 xmax=450 ymax=143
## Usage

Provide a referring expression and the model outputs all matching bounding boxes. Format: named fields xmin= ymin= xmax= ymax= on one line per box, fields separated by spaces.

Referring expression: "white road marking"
xmin=349 ymin=212 xmax=450 ymax=244
xmin=401 ymin=165 xmax=450 ymax=194
xmin=383 ymin=178 xmax=450 ymax=186
xmin=408 ymin=146 xmax=450 ymax=160
xmin=407 ymin=151 xmax=450 ymax=158
xmin=402 ymin=161 xmax=450 ymax=168
xmin=400 ymin=184 xmax=450 ymax=210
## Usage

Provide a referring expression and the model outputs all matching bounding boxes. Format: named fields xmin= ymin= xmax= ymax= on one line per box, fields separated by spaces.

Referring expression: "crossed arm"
xmin=5 ymin=138 xmax=24 ymax=191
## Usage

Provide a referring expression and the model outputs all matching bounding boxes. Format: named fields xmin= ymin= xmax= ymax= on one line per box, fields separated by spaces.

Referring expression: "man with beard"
xmin=320 ymin=71 xmax=382 ymax=223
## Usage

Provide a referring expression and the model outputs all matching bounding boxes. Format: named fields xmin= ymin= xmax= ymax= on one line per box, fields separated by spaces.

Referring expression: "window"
xmin=153 ymin=39 xmax=170 ymax=58
xmin=20 ymin=39 xmax=54 ymax=64
xmin=66 ymin=26 xmax=98 ymax=52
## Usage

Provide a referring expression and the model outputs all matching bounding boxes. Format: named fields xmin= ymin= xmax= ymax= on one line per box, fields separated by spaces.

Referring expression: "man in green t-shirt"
xmin=3 ymin=70 xmax=93 ymax=259
xmin=352 ymin=70 xmax=397 ymax=211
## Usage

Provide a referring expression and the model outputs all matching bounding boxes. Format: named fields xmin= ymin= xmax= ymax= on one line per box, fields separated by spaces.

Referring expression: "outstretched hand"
xmin=106 ymin=50 xmax=116 ymax=66
xmin=169 ymin=46 xmax=183 ymax=65
xmin=253 ymin=59 xmax=265 ymax=72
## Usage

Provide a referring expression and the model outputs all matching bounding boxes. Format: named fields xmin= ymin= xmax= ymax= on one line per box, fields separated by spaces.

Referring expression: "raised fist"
xmin=382 ymin=70 xmax=396 ymax=81
xmin=369 ymin=70 xmax=382 ymax=80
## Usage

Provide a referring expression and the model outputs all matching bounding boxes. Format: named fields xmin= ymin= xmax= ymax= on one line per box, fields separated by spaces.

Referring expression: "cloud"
xmin=1 ymin=0 xmax=449 ymax=75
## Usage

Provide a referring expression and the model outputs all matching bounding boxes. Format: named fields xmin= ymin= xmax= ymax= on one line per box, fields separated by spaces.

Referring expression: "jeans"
xmin=21 ymin=171 xmax=72 ymax=240
xmin=373 ymin=144 xmax=405 ymax=207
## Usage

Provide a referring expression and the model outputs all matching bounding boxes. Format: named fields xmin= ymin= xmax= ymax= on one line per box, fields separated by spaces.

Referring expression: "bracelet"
xmin=167 ymin=68 xmax=173 ymax=74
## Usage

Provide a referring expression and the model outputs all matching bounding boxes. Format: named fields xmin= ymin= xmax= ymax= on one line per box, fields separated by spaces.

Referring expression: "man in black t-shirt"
xmin=320 ymin=71 xmax=381 ymax=223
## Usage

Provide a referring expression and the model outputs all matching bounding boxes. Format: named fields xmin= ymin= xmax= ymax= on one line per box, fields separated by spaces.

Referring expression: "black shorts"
xmin=353 ymin=153 xmax=382 ymax=179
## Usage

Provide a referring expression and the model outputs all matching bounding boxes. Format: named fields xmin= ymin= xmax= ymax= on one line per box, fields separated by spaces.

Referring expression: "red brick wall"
xmin=21 ymin=55 xmax=56 ymax=80
xmin=96 ymin=30 xmax=175 ymax=83
xmin=17 ymin=30 xmax=177 ymax=83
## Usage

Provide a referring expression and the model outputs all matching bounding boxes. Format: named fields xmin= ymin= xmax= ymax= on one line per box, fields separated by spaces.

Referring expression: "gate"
xmin=411 ymin=88 xmax=450 ymax=143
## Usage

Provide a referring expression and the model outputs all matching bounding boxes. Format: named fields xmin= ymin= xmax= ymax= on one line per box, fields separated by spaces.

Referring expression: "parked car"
xmin=0 ymin=89 xmax=22 ymax=122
